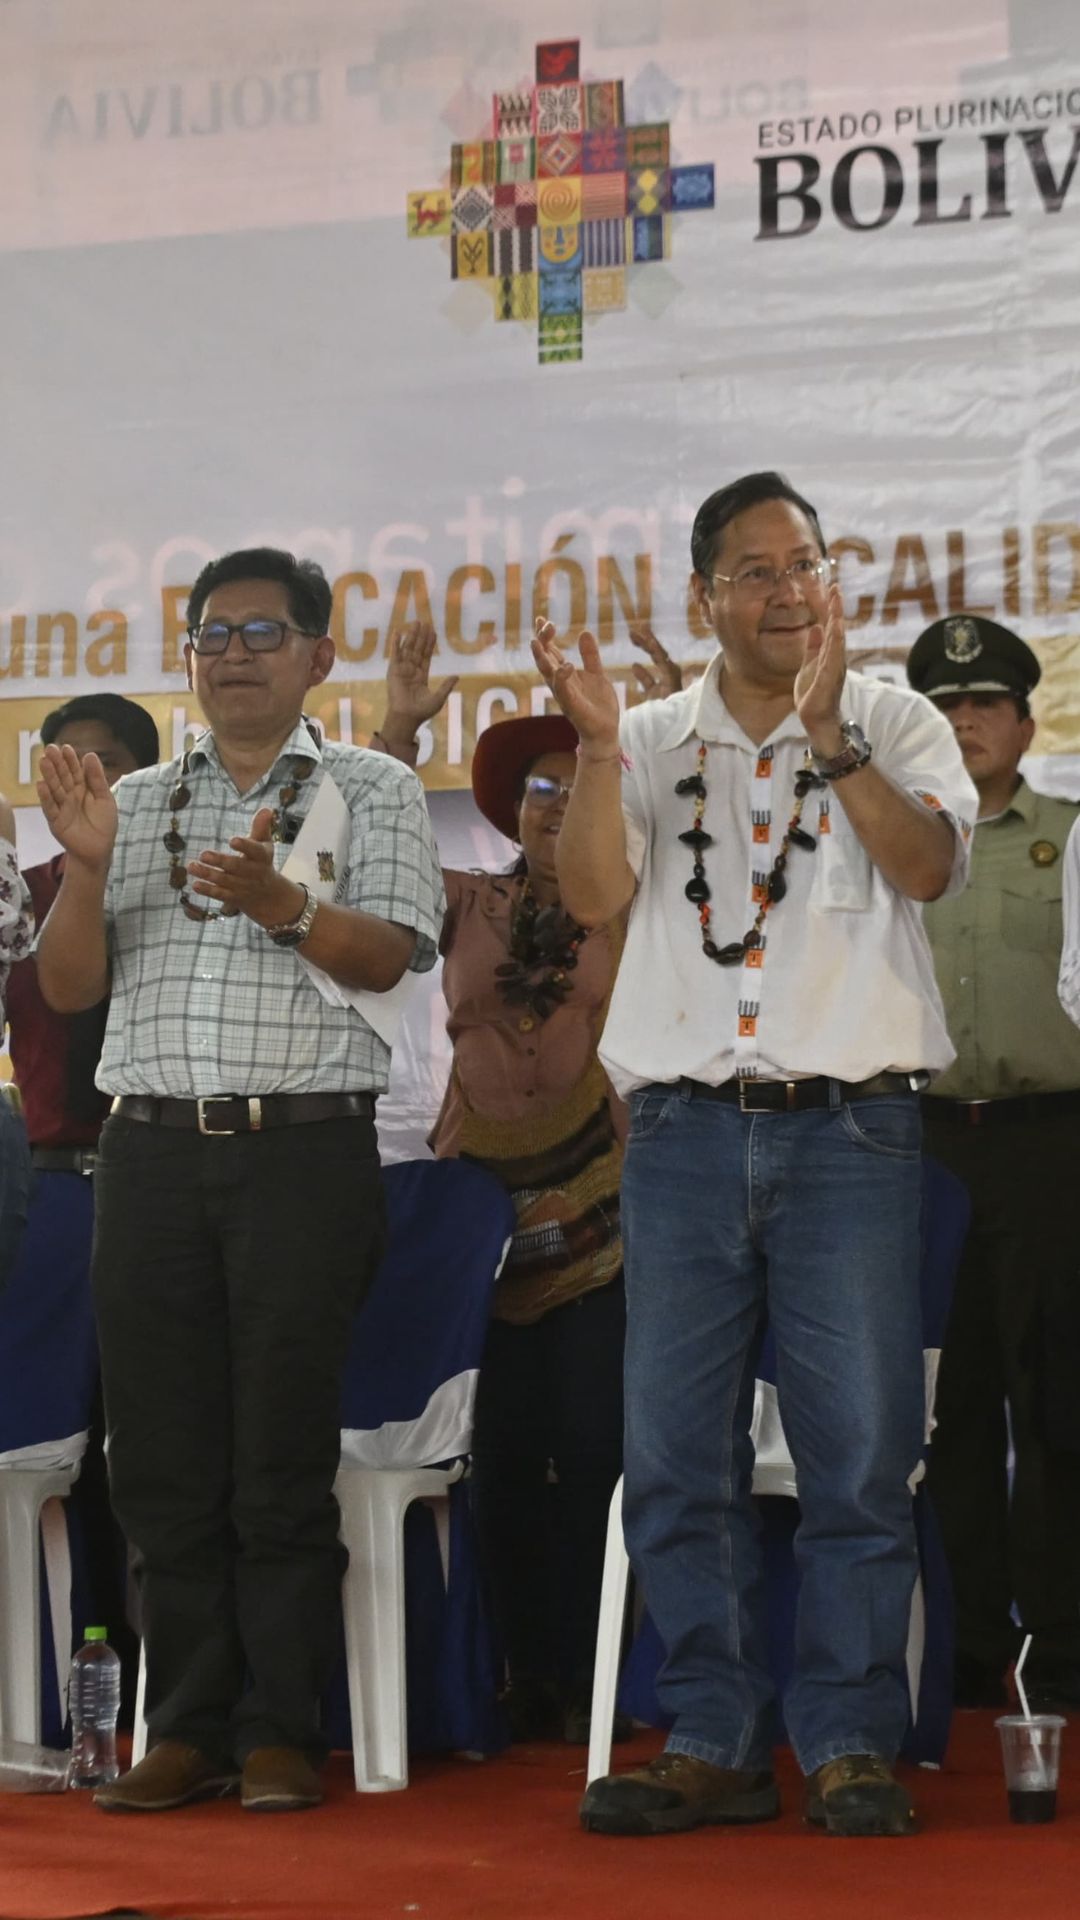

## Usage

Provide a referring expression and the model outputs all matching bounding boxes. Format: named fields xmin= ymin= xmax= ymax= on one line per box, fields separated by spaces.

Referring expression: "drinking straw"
xmin=1014 ymin=1633 xmax=1033 ymax=1721
xmin=1011 ymin=1634 xmax=1052 ymax=1791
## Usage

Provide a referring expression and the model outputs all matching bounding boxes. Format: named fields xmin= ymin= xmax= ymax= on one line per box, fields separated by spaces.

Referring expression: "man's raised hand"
xmin=37 ymin=746 xmax=119 ymax=871
xmin=384 ymin=623 xmax=459 ymax=743
xmin=531 ymin=620 xmax=622 ymax=759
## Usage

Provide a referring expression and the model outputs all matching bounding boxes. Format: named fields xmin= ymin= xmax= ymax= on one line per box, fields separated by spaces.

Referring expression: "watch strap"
xmin=265 ymin=882 xmax=318 ymax=947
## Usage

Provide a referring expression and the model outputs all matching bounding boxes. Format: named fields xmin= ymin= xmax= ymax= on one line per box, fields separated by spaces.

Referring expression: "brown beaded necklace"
xmin=678 ymin=742 xmax=824 ymax=965
xmin=164 ymin=753 xmax=316 ymax=922
xmin=494 ymin=877 xmax=588 ymax=1026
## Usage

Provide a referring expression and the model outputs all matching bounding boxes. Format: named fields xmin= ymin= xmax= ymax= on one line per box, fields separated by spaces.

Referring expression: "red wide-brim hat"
xmin=471 ymin=713 xmax=579 ymax=841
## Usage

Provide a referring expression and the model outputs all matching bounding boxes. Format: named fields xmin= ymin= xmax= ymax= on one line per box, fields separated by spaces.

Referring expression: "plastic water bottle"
xmin=67 ymin=1626 xmax=121 ymax=1789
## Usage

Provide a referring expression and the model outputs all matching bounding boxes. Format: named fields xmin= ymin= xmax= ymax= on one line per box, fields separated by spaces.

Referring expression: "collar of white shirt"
xmin=651 ymin=651 xmax=808 ymax=755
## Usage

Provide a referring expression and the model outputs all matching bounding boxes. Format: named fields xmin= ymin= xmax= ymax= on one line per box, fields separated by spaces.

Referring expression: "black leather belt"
xmin=681 ymin=1071 xmax=924 ymax=1114
xmin=923 ymin=1089 xmax=1080 ymax=1127
xmin=110 ymin=1092 xmax=375 ymax=1135
xmin=31 ymin=1146 xmax=98 ymax=1175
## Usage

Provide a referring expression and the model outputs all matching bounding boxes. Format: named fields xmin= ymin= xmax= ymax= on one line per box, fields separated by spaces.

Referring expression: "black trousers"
xmin=469 ymin=1277 xmax=625 ymax=1702
xmin=91 ymin=1112 xmax=384 ymax=1765
xmin=924 ymin=1107 xmax=1080 ymax=1674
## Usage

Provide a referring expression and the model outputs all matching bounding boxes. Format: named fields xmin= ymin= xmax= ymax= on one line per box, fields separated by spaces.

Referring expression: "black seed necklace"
xmin=164 ymin=754 xmax=315 ymax=922
xmin=678 ymin=742 xmax=825 ymax=965
xmin=494 ymin=878 xmax=588 ymax=1026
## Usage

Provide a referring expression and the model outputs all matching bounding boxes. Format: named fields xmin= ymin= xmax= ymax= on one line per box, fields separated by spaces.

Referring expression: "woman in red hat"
xmin=374 ymin=620 xmax=680 ymax=1742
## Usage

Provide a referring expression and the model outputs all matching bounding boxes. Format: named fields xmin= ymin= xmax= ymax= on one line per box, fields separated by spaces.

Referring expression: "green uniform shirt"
xmin=924 ymin=779 xmax=1080 ymax=1099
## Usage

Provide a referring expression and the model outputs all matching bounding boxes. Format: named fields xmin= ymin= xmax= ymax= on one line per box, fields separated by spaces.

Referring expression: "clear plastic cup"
xmin=0 ymin=1737 xmax=71 ymax=1794
xmin=995 ymin=1714 xmax=1065 ymax=1824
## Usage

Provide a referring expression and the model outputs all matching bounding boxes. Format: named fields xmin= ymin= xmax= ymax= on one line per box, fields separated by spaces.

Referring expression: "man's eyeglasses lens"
xmin=523 ymin=776 xmax=572 ymax=805
xmin=715 ymin=558 xmax=835 ymax=597
xmin=188 ymin=619 xmax=292 ymax=655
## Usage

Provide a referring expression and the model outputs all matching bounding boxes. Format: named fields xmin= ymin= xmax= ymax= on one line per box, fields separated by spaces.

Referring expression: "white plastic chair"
xmin=334 ymin=1159 xmax=514 ymax=1792
xmin=131 ymin=1462 xmax=461 ymax=1780
xmin=0 ymin=1451 xmax=83 ymax=1744
xmin=333 ymin=1460 xmax=461 ymax=1791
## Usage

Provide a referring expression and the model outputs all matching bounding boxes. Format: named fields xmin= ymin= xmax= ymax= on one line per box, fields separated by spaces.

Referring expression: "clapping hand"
xmin=37 ymin=746 xmax=118 ymax=871
xmin=794 ymin=583 xmax=848 ymax=756
xmin=531 ymin=619 xmax=622 ymax=760
xmin=186 ymin=807 xmax=302 ymax=928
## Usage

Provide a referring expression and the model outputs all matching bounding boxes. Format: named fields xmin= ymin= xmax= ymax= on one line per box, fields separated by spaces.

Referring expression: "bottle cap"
xmin=84 ymin=1626 xmax=108 ymax=1642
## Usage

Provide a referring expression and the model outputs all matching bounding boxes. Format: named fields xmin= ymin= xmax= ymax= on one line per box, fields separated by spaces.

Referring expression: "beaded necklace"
xmin=678 ymin=742 xmax=824 ymax=966
xmin=164 ymin=753 xmax=315 ymax=922
xmin=494 ymin=877 xmax=588 ymax=1027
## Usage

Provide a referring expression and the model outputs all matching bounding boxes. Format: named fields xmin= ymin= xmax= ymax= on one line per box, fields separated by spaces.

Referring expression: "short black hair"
xmin=690 ymin=471 xmax=826 ymax=578
xmin=41 ymin=693 xmax=159 ymax=769
xmin=186 ymin=547 xmax=332 ymax=636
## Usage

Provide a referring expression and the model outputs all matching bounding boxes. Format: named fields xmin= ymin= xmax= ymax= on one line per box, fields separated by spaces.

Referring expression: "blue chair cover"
xmin=327 ymin=1157 xmax=516 ymax=1758
xmin=0 ymin=1170 xmax=98 ymax=1456
xmin=339 ymin=1159 xmax=515 ymax=1442
xmin=617 ymin=1154 xmax=971 ymax=1765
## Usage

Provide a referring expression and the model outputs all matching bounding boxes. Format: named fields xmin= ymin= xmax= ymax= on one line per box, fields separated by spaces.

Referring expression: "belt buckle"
xmin=738 ymin=1079 xmax=789 ymax=1113
xmin=195 ymin=1105 xmax=259 ymax=1128
xmin=739 ymin=1079 xmax=802 ymax=1113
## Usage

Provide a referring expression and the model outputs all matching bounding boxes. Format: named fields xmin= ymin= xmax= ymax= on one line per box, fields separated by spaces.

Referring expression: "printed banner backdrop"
xmin=4 ymin=0 xmax=1080 ymax=814
xmin=2 ymin=0 xmax=1079 ymax=1126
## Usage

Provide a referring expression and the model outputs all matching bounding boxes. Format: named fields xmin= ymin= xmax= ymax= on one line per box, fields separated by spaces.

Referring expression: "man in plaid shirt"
xmin=37 ymin=548 xmax=443 ymax=1815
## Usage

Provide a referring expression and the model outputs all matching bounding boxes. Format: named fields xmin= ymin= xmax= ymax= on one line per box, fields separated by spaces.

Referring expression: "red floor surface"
xmin=1 ymin=1713 xmax=1077 ymax=1920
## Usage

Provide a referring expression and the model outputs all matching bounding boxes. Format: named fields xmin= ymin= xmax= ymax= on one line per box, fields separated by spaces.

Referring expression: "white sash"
xmin=282 ymin=772 xmax=415 ymax=1047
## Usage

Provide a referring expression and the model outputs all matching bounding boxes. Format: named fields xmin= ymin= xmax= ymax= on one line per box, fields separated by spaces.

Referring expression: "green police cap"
xmin=906 ymin=615 xmax=1041 ymax=700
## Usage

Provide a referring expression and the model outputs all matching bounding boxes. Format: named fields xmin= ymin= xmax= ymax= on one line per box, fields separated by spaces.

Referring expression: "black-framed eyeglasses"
xmin=186 ymin=618 xmax=319 ymax=655
xmin=708 ymin=556 xmax=836 ymax=598
xmin=522 ymin=775 xmax=574 ymax=807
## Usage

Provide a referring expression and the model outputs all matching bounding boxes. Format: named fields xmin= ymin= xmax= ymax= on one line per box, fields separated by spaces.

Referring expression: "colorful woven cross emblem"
xmin=406 ymin=40 xmax=715 ymax=365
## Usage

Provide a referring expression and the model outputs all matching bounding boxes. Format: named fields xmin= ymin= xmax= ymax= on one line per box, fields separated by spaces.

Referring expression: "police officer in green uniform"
xmin=909 ymin=614 xmax=1080 ymax=1712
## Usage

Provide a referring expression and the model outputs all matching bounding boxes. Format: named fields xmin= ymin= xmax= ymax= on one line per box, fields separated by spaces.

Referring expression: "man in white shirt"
xmin=533 ymin=471 xmax=977 ymax=1839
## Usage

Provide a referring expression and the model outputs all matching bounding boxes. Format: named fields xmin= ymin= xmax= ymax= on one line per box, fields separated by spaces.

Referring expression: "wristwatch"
xmin=809 ymin=720 xmax=872 ymax=781
xmin=265 ymin=883 xmax=319 ymax=949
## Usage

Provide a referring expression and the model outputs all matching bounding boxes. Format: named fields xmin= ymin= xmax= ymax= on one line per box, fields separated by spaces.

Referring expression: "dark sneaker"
xmin=94 ymin=1740 xmax=239 ymax=1813
xmin=580 ymin=1751 xmax=780 ymax=1835
xmin=240 ymin=1746 xmax=323 ymax=1812
xmin=805 ymin=1753 xmax=915 ymax=1837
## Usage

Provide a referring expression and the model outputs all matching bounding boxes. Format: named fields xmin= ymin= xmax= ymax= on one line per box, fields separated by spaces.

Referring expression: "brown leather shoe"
xmin=580 ymin=1751 xmax=780 ymax=1835
xmin=241 ymin=1746 xmax=323 ymax=1812
xmin=94 ymin=1740 xmax=240 ymax=1813
xmin=805 ymin=1753 xmax=916 ymax=1837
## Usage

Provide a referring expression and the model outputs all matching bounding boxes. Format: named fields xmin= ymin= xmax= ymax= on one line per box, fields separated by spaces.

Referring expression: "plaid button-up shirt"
xmin=96 ymin=722 xmax=444 ymax=1098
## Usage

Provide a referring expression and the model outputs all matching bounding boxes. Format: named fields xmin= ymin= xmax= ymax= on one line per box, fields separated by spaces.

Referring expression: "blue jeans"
xmin=621 ymin=1082 xmax=925 ymax=1777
